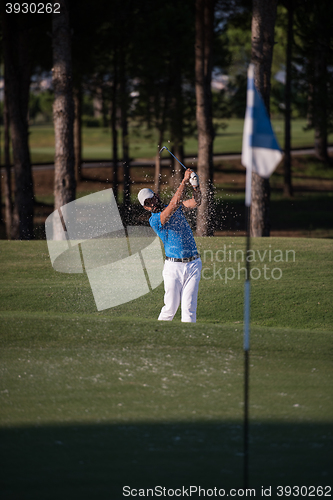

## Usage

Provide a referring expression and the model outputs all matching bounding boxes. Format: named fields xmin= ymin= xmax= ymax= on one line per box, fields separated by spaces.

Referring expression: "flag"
xmin=242 ymin=64 xmax=282 ymax=182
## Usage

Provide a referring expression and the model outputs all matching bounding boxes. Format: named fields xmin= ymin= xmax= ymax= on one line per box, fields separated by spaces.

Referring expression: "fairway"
xmin=5 ymin=118 xmax=333 ymax=164
xmin=0 ymin=238 xmax=332 ymax=499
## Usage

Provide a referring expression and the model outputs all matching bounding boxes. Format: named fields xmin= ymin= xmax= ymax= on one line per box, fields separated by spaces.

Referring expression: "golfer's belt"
xmin=165 ymin=254 xmax=200 ymax=263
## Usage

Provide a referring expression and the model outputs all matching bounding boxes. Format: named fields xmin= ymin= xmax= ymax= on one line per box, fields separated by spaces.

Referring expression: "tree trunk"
xmin=170 ymin=69 xmax=184 ymax=190
xmin=0 ymin=80 xmax=2 ymax=227
xmin=102 ymin=86 xmax=109 ymax=128
xmin=2 ymin=11 xmax=34 ymax=240
xmin=121 ymin=106 xmax=130 ymax=213
xmin=73 ymin=86 xmax=82 ymax=183
xmin=313 ymin=9 xmax=330 ymax=163
xmin=298 ymin=2 xmax=330 ymax=164
xmin=119 ymin=47 xmax=130 ymax=213
xmin=283 ymin=0 xmax=293 ymax=197
xmin=3 ymin=78 xmax=14 ymax=239
xmin=250 ymin=0 xmax=278 ymax=237
xmin=154 ymin=87 xmax=169 ymax=195
xmin=154 ymin=146 xmax=162 ymax=196
xmin=52 ymin=0 xmax=76 ymax=239
xmin=155 ymin=117 xmax=166 ymax=196
xmin=171 ymin=142 xmax=184 ymax=190
xmin=111 ymin=53 xmax=119 ymax=203
xmin=306 ymin=76 xmax=314 ymax=130
xmin=195 ymin=0 xmax=215 ymax=237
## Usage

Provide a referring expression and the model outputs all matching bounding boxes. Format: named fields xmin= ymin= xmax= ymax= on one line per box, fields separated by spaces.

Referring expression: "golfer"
xmin=138 ymin=169 xmax=202 ymax=323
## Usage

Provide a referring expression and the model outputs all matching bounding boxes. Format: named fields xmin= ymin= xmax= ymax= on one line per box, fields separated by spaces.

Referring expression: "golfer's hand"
xmin=183 ymin=168 xmax=193 ymax=184
xmin=190 ymin=172 xmax=199 ymax=188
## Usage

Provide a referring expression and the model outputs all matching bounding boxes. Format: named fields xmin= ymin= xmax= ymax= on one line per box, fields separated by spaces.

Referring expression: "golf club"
xmin=159 ymin=146 xmax=187 ymax=170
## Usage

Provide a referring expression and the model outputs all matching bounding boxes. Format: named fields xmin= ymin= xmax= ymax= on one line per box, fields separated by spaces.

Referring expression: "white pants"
xmin=158 ymin=258 xmax=202 ymax=323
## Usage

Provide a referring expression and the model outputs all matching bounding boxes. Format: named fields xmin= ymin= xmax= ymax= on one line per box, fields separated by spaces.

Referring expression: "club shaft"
xmin=159 ymin=146 xmax=187 ymax=170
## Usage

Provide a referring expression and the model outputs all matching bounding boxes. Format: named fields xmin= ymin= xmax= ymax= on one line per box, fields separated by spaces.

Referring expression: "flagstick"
xmin=241 ymin=61 xmax=282 ymax=490
xmin=243 ymin=163 xmax=252 ymax=489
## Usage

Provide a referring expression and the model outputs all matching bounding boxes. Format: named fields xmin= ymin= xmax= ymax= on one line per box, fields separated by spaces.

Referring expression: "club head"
xmin=159 ymin=146 xmax=167 ymax=154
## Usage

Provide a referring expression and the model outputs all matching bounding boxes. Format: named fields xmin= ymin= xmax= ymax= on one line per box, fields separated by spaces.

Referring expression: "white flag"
xmin=242 ymin=64 xmax=283 ymax=205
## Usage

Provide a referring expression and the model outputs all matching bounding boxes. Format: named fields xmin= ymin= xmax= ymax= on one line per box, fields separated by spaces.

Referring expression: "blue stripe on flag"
xmin=249 ymin=85 xmax=280 ymax=151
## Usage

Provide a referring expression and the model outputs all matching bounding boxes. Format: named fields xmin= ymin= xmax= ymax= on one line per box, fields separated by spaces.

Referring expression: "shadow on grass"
xmin=212 ymin=193 xmax=333 ymax=234
xmin=1 ymin=422 xmax=331 ymax=499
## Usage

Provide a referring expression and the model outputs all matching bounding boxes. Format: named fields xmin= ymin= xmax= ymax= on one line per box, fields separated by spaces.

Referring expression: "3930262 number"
xmin=277 ymin=486 xmax=332 ymax=497
xmin=5 ymin=3 xmax=60 ymax=14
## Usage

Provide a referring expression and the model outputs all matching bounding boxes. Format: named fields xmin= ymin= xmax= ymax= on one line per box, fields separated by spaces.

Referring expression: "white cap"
xmin=138 ymin=188 xmax=154 ymax=206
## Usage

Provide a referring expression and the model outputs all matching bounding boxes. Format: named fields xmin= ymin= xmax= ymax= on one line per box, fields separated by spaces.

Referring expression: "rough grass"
xmin=0 ymin=238 xmax=332 ymax=498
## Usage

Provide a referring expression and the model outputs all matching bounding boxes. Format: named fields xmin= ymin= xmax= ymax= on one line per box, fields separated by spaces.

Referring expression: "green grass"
xmin=6 ymin=118 xmax=331 ymax=163
xmin=0 ymin=238 xmax=332 ymax=498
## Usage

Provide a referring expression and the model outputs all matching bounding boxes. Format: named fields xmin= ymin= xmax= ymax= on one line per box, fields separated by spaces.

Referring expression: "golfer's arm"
xmin=160 ymin=179 xmax=187 ymax=225
xmin=182 ymin=187 xmax=202 ymax=209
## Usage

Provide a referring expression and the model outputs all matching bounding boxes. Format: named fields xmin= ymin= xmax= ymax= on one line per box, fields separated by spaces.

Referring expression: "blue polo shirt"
xmin=149 ymin=206 xmax=198 ymax=259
